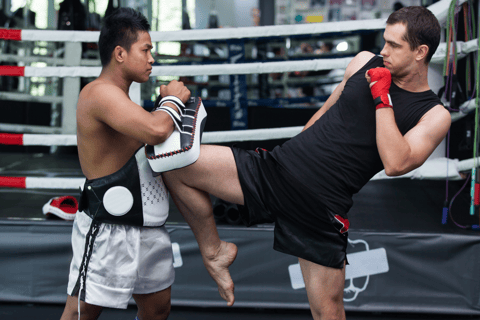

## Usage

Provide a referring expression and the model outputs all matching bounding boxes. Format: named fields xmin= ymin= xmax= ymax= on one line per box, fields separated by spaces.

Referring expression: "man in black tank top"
xmin=162 ymin=6 xmax=451 ymax=320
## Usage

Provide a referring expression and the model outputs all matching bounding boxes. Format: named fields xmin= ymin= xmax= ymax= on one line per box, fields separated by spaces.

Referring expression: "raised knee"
xmin=162 ymin=167 xmax=188 ymax=186
xmin=161 ymin=170 xmax=175 ymax=183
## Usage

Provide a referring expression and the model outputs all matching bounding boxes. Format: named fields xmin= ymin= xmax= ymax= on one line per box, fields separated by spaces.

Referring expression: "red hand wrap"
xmin=367 ymin=68 xmax=393 ymax=110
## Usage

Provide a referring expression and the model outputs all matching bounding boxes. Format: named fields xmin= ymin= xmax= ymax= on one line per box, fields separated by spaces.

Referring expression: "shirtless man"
xmin=161 ymin=6 xmax=451 ymax=319
xmin=60 ymin=8 xmax=190 ymax=320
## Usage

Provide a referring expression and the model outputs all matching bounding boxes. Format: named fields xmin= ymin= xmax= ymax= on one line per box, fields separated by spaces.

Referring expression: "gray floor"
xmin=1 ymin=303 xmax=479 ymax=320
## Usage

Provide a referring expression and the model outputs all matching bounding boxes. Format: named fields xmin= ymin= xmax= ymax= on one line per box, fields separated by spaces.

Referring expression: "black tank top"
xmin=270 ymin=55 xmax=442 ymax=215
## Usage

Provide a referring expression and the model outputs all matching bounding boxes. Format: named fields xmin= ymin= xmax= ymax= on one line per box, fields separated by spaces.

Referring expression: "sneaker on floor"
xmin=42 ymin=196 xmax=78 ymax=220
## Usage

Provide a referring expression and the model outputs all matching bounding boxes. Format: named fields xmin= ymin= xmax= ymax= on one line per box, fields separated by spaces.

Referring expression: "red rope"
xmin=0 ymin=66 xmax=25 ymax=77
xmin=0 ymin=28 xmax=21 ymax=41
xmin=0 ymin=133 xmax=24 ymax=145
xmin=0 ymin=176 xmax=26 ymax=188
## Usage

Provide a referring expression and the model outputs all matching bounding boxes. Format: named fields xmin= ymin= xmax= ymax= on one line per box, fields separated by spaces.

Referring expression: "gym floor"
xmin=1 ymin=302 xmax=479 ymax=320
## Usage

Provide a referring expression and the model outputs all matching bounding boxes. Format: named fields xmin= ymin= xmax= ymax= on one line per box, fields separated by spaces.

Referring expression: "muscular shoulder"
xmin=419 ymin=104 xmax=451 ymax=134
xmin=344 ymin=51 xmax=376 ymax=80
xmin=78 ymin=80 xmax=129 ymax=117
xmin=427 ymin=104 xmax=451 ymax=123
xmin=79 ymin=80 xmax=126 ymax=105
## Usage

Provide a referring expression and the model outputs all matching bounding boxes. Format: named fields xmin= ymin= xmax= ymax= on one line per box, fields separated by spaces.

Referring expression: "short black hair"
xmin=98 ymin=8 xmax=150 ymax=67
xmin=387 ymin=6 xmax=440 ymax=64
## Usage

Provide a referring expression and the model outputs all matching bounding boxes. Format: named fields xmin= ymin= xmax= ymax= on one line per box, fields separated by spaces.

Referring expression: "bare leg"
xmin=299 ymin=258 xmax=346 ymax=320
xmin=163 ymin=145 xmax=243 ymax=306
xmin=60 ymin=295 xmax=103 ymax=320
xmin=133 ymin=287 xmax=171 ymax=320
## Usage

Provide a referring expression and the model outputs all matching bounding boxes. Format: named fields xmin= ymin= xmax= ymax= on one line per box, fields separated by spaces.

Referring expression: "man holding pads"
xmin=61 ymin=8 xmax=195 ymax=320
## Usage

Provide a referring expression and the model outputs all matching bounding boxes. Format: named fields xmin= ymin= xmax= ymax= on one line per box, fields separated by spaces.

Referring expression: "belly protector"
xmin=78 ymin=147 xmax=169 ymax=227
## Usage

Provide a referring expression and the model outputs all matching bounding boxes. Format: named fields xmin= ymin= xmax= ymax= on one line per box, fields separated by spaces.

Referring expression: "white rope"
xmin=450 ymin=100 xmax=480 ymax=122
xmin=20 ymin=41 xmax=480 ymax=78
xmin=22 ymin=20 xmax=386 ymax=42
xmin=16 ymin=157 xmax=467 ymax=190
xmin=14 ymin=0 xmax=452 ymax=43
xmin=372 ymin=158 xmax=462 ymax=181
xmin=0 ymin=92 xmax=63 ymax=104
xmin=431 ymin=39 xmax=479 ymax=63
xmin=16 ymin=36 xmax=478 ymax=78
xmin=201 ymin=127 xmax=303 ymax=144
xmin=20 ymin=30 xmax=100 ymax=43
xmin=23 ymin=134 xmax=77 ymax=146
xmin=25 ymin=177 xmax=85 ymax=189
xmin=0 ymin=123 xmax=61 ymax=134
xmin=457 ymin=157 xmax=480 ymax=172
xmin=15 ymin=127 xmax=303 ymax=146
xmin=24 ymin=66 xmax=102 ymax=78
xmin=22 ymin=58 xmax=353 ymax=78
xmin=19 ymin=20 xmax=386 ymax=43
xmin=0 ymin=53 xmax=101 ymax=66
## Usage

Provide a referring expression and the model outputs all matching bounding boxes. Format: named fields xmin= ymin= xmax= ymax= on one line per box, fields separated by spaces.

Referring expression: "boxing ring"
xmin=1 ymin=0 xmax=480 ymax=315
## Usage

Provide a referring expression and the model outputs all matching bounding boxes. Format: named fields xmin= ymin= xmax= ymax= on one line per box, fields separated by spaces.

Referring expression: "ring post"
xmin=61 ymin=42 xmax=82 ymax=134
xmin=228 ymin=39 xmax=248 ymax=130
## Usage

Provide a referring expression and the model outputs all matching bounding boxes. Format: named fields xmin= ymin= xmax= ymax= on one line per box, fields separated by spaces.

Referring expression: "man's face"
xmin=124 ymin=31 xmax=154 ymax=83
xmin=380 ymin=23 xmax=416 ymax=78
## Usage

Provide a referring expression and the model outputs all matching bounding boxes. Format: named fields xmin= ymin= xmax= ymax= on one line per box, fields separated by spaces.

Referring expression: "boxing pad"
xmin=146 ymin=96 xmax=207 ymax=173
xmin=367 ymin=68 xmax=393 ymax=110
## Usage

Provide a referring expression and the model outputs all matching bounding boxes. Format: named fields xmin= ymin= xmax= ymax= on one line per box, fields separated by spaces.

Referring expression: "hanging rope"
xmin=442 ymin=0 xmax=480 ymax=224
xmin=443 ymin=0 xmax=458 ymax=222
xmin=475 ymin=0 xmax=480 ymax=220
xmin=467 ymin=0 xmax=479 ymax=216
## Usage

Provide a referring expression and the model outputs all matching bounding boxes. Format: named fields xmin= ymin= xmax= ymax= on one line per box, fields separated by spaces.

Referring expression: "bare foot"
xmin=203 ymin=241 xmax=238 ymax=306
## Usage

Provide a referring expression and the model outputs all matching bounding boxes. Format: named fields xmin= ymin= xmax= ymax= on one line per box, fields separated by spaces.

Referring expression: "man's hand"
xmin=160 ymin=80 xmax=191 ymax=104
xmin=365 ymin=67 xmax=393 ymax=110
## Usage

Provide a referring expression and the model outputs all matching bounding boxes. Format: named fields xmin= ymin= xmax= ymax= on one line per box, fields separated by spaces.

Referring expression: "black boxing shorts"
xmin=231 ymin=146 xmax=348 ymax=269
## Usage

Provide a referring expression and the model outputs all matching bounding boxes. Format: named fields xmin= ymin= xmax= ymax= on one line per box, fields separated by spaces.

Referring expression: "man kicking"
xmin=161 ymin=6 xmax=451 ymax=320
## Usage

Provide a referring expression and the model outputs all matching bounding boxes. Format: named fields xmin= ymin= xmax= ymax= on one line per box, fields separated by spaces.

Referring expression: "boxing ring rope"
xmin=0 ymin=128 xmax=468 ymax=189
xmin=0 ymin=20 xmax=385 ymax=43
xmin=0 ymin=0 xmax=453 ymax=43
xmin=0 ymin=58 xmax=353 ymax=77
xmin=0 ymin=176 xmax=86 ymax=189
xmin=0 ymin=128 xmax=302 ymax=146
xmin=0 ymin=161 xmax=467 ymax=189
xmin=0 ymin=38 xmax=478 ymax=77
xmin=0 ymin=0 xmax=477 ymax=189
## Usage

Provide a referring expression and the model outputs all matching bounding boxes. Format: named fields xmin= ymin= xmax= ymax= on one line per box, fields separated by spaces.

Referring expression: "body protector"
xmin=78 ymin=147 xmax=169 ymax=227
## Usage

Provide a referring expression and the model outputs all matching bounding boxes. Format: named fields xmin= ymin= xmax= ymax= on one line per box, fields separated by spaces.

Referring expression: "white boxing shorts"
xmin=67 ymin=211 xmax=175 ymax=309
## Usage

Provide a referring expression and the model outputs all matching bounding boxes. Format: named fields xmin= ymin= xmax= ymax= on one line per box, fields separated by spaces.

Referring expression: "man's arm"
xmin=303 ymin=51 xmax=375 ymax=131
xmin=375 ymin=105 xmax=451 ymax=176
xmin=89 ymin=80 xmax=190 ymax=146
